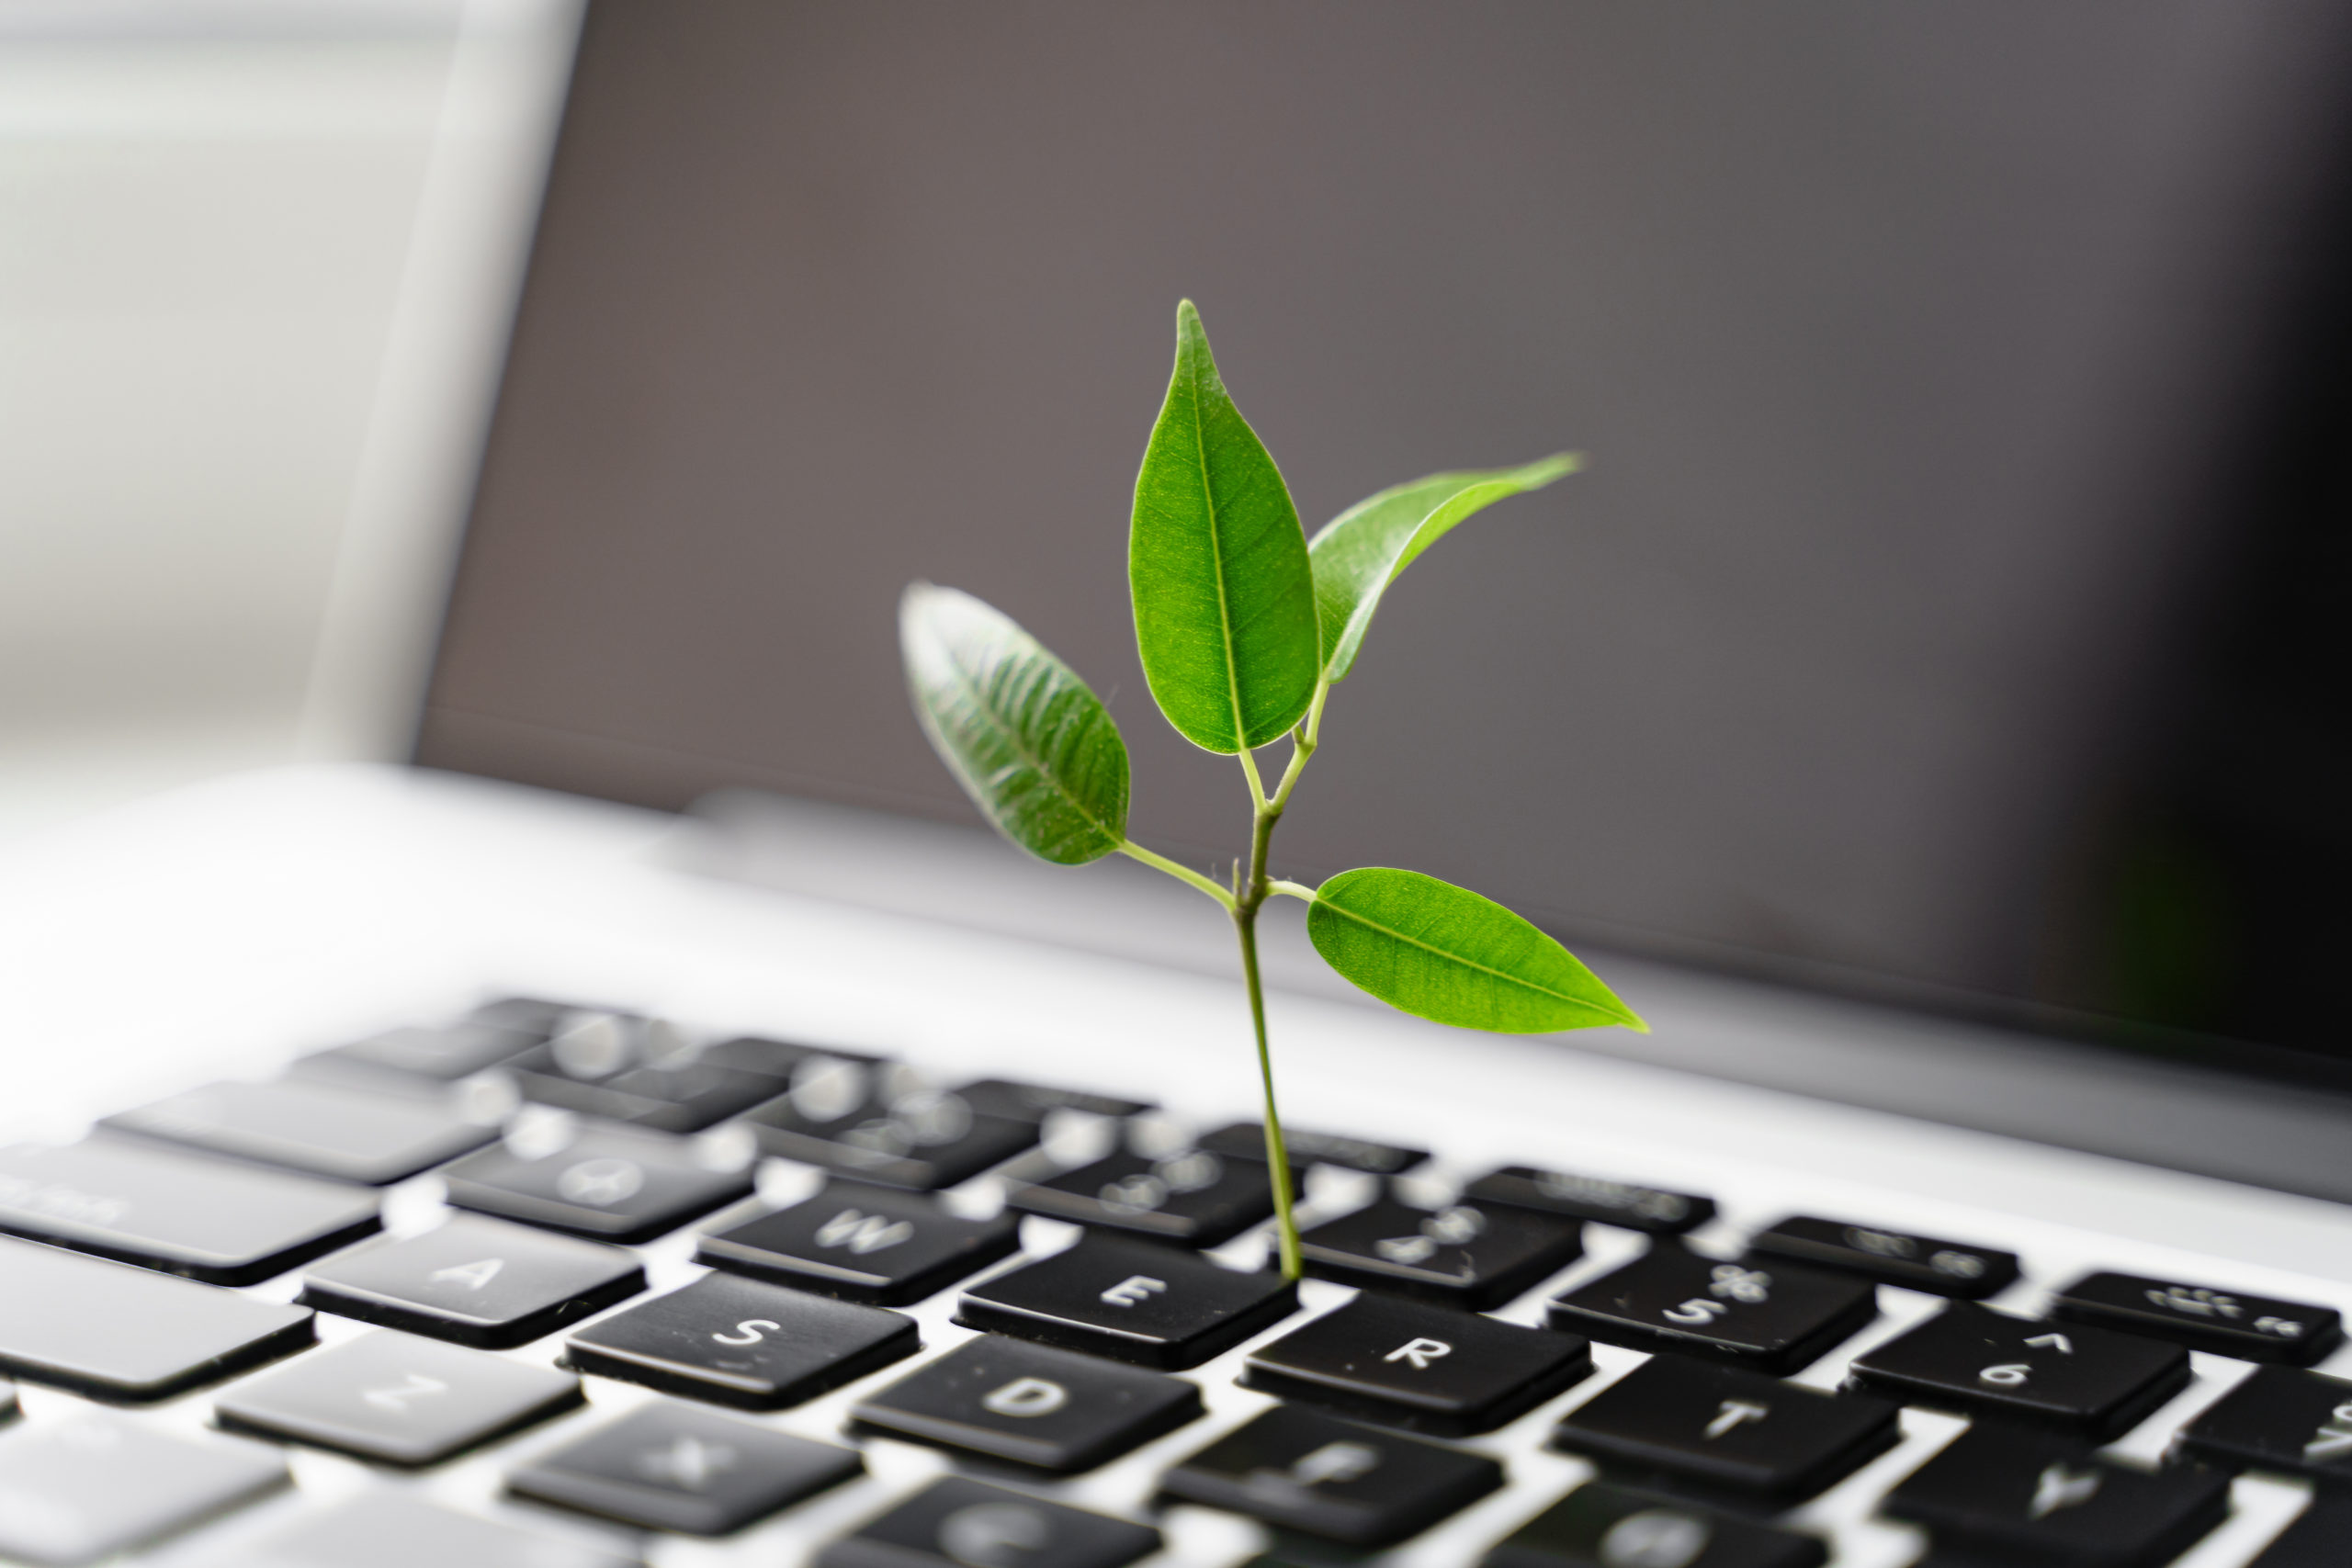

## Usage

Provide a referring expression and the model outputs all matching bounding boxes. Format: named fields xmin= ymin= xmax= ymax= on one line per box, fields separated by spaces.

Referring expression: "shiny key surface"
xmin=101 ymin=1078 xmax=494 ymax=1186
xmin=852 ymin=1334 xmax=1204 ymax=1472
xmin=956 ymin=1232 xmax=1297 ymax=1370
xmin=1158 ymin=1404 xmax=1504 ymax=1546
xmin=292 ymin=1021 xmax=540 ymax=1089
xmin=1480 ymin=1482 xmax=1829 ymax=1568
xmin=1197 ymin=1122 xmax=1430 ymax=1175
xmin=501 ymin=1015 xmax=790 ymax=1133
xmin=1008 ymin=1146 xmax=1302 ymax=1247
xmin=817 ymin=1476 xmax=1160 ymax=1568
xmin=1547 ymin=1352 xmax=1899 ymax=1500
xmin=563 ymin=1271 xmax=920 ymax=1409
xmin=1546 ymin=1248 xmax=1877 ymax=1375
xmin=2249 ymin=1499 xmax=2352 ymax=1566
xmin=2174 ymin=1364 xmax=2352 ymax=1489
xmin=243 ymin=1490 xmax=639 ymax=1568
xmin=1744 ymin=1215 xmax=2019 ymax=1300
xmin=1243 ymin=1292 xmax=1593 ymax=1437
xmin=507 ymin=1399 xmax=864 ymax=1534
xmin=216 ymin=1328 xmax=582 ymax=1466
xmin=956 ymin=1079 xmax=1156 ymax=1122
xmin=1883 ymin=1426 xmax=2229 ymax=1565
xmin=1845 ymin=1303 xmax=2189 ymax=1440
xmin=299 ymin=1213 xmax=645 ymax=1348
xmin=1464 ymin=1167 xmax=1717 ymax=1236
xmin=1298 ymin=1194 xmax=1584 ymax=1310
xmin=0 ymin=1413 xmax=288 ymax=1567
xmin=2051 ymin=1270 xmax=2345 ymax=1365
xmin=0 ymin=1235 xmax=314 ymax=1400
xmin=740 ymin=1066 xmax=1040 ymax=1191
xmin=0 ymin=1137 xmax=379 ymax=1285
xmin=696 ymin=1180 xmax=1018 ymax=1304
xmin=441 ymin=1128 xmax=752 ymax=1244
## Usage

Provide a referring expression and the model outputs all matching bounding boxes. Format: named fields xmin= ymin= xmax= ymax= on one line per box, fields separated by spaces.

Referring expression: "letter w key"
xmin=814 ymin=1209 xmax=914 ymax=1255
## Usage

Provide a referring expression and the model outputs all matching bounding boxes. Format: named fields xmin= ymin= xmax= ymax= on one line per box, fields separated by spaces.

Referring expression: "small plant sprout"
xmin=899 ymin=300 xmax=1646 ymax=1280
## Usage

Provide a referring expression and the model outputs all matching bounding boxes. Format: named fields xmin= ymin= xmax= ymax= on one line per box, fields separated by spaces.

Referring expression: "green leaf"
xmin=1130 ymin=300 xmax=1320 ymax=753
xmin=899 ymin=582 xmax=1129 ymax=865
xmin=1306 ymin=454 xmax=1581 ymax=682
xmin=1305 ymin=866 xmax=1645 ymax=1033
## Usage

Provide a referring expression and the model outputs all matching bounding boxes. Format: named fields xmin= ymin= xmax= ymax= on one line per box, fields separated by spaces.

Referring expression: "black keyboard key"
xmin=469 ymin=995 xmax=594 ymax=1035
xmin=564 ymin=1271 xmax=919 ymax=1409
xmin=217 ymin=1328 xmax=582 ymax=1466
xmin=0 ymin=1234 xmax=314 ymax=1400
xmin=1244 ymin=1292 xmax=1592 ymax=1436
xmin=1481 ymin=1482 xmax=1827 ymax=1568
xmin=0 ymin=1138 xmax=379 ymax=1285
xmin=249 ymin=1491 xmax=638 ymax=1568
xmin=502 ymin=1016 xmax=790 ymax=1133
xmin=2251 ymin=1499 xmax=2352 ymax=1566
xmin=508 ymin=1399 xmax=863 ymax=1534
xmin=852 ymin=1335 xmax=1203 ymax=1472
xmin=2174 ymin=1364 xmax=2352 ymax=1489
xmin=101 ymin=1078 xmax=493 ymax=1186
xmin=1746 ymin=1216 xmax=2018 ymax=1300
xmin=1464 ymin=1166 xmax=1715 ymax=1236
xmin=1549 ymin=1354 xmax=1898 ymax=1500
xmin=0 ymin=1413 xmax=288 ymax=1566
xmin=442 ymin=1128 xmax=752 ymax=1243
xmin=956 ymin=1232 xmax=1297 ymax=1369
xmin=1846 ymin=1303 xmax=2189 ymax=1440
xmin=292 ymin=1020 xmax=539 ymax=1088
xmin=299 ymin=1214 xmax=643 ymax=1348
xmin=742 ymin=1072 xmax=1039 ymax=1191
xmin=1299 ymin=1194 xmax=1583 ymax=1309
xmin=1199 ymin=1122 xmax=1429 ymax=1175
xmin=697 ymin=1181 xmax=1018 ymax=1304
xmin=958 ymin=1079 xmax=1156 ymax=1122
xmin=1546 ymin=1249 xmax=1876 ymax=1374
xmin=0 ymin=1383 xmax=12 ymax=1424
xmin=1159 ymin=1404 xmax=1502 ymax=1546
xmin=2052 ymin=1271 xmax=2344 ymax=1366
xmin=819 ymin=1476 xmax=1159 ymax=1568
xmin=1885 ymin=1425 xmax=2229 ymax=1566
xmin=1009 ymin=1146 xmax=1303 ymax=1247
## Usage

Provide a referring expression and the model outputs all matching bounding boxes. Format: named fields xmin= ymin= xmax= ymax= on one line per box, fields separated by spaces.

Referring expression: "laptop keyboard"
xmin=0 ymin=998 xmax=2346 ymax=1566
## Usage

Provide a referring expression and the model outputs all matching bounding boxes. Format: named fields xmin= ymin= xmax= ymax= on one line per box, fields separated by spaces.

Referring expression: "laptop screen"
xmin=418 ymin=1 xmax=2352 ymax=1089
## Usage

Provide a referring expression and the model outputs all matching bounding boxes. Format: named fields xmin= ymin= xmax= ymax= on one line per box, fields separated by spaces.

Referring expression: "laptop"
xmin=2 ymin=4 xmax=2349 ymax=1564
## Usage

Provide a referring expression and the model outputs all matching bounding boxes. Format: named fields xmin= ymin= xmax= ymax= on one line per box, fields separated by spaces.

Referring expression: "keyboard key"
xmin=1299 ymin=1194 xmax=1583 ymax=1309
xmin=0 ymin=1414 xmax=288 ymax=1567
xmin=1884 ymin=1425 xmax=2229 ymax=1565
xmin=1008 ymin=1146 xmax=1304 ymax=1247
xmin=852 ymin=1335 xmax=1203 ymax=1472
xmin=299 ymin=1214 xmax=643 ymax=1348
xmin=0 ymin=1384 xmax=12 ymax=1424
xmin=441 ymin=1128 xmax=752 ymax=1243
xmin=101 ymin=1079 xmax=493 ymax=1186
xmin=956 ymin=1231 xmax=1298 ymax=1369
xmin=2052 ymin=1271 xmax=2344 ymax=1365
xmin=292 ymin=1020 xmax=539 ymax=1088
xmin=819 ymin=1476 xmax=1159 ymax=1568
xmin=1845 ymin=1303 xmax=2189 ymax=1440
xmin=697 ymin=1180 xmax=1018 ymax=1304
xmin=507 ymin=1399 xmax=863 ymax=1534
xmin=502 ymin=1016 xmax=790 ymax=1133
xmin=564 ymin=1271 xmax=919 ymax=1409
xmin=2174 ymin=1364 xmax=2352 ymax=1489
xmin=216 ymin=1328 xmax=582 ymax=1466
xmin=1244 ymin=1292 xmax=1593 ymax=1437
xmin=1548 ymin=1354 xmax=1898 ymax=1500
xmin=1199 ymin=1122 xmax=1430 ymax=1175
xmin=1481 ymin=1482 xmax=1828 ymax=1568
xmin=1546 ymin=1248 xmax=1876 ymax=1375
xmin=2250 ymin=1499 xmax=2352 ymax=1565
xmin=742 ymin=1071 xmax=1039 ymax=1191
xmin=1159 ymin=1404 xmax=1503 ymax=1546
xmin=0 ymin=1235 xmax=314 ymax=1399
xmin=0 ymin=1138 xmax=379 ymax=1286
xmin=957 ymin=1079 xmax=1155 ymax=1122
xmin=244 ymin=1491 xmax=639 ymax=1568
xmin=1745 ymin=1216 xmax=2018 ymax=1300
xmin=1463 ymin=1166 xmax=1715 ymax=1236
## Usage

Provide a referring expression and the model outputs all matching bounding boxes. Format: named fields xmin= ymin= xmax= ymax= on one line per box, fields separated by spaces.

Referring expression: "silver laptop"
xmin=3 ymin=5 xmax=2349 ymax=1565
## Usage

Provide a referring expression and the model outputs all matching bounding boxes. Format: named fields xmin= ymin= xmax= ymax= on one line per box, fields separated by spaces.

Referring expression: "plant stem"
xmin=1116 ymin=840 xmax=1236 ymax=909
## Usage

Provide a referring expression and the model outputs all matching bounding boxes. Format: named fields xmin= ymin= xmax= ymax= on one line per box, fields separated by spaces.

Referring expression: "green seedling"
xmin=900 ymin=300 xmax=1645 ymax=1279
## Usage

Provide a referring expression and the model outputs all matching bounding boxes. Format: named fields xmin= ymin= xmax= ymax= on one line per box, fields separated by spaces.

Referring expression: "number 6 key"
xmin=1845 ymin=1303 xmax=2189 ymax=1440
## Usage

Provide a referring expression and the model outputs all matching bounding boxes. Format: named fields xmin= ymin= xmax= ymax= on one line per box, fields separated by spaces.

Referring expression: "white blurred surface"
xmin=0 ymin=0 xmax=576 ymax=841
